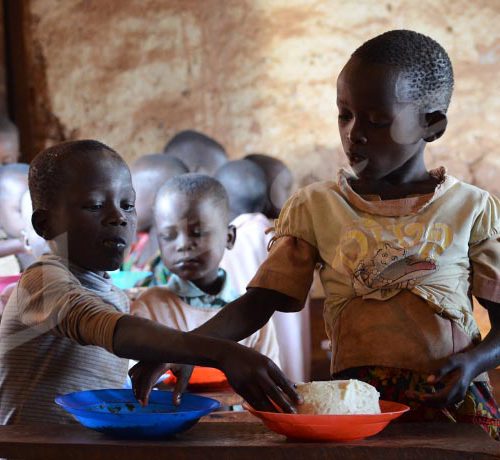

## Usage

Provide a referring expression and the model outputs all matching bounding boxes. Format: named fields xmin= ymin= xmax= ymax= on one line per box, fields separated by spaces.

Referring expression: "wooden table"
xmin=0 ymin=412 xmax=498 ymax=460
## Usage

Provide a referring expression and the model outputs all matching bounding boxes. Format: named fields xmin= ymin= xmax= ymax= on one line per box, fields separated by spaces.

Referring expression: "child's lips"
xmin=102 ymin=237 xmax=127 ymax=250
xmin=175 ymin=257 xmax=201 ymax=268
xmin=347 ymin=152 xmax=367 ymax=165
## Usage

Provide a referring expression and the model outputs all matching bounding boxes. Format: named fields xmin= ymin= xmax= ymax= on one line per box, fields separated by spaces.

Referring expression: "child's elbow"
xmin=248 ymin=287 xmax=303 ymax=312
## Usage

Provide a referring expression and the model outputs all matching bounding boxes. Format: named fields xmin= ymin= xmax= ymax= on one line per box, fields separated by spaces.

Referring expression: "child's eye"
xmin=338 ymin=113 xmax=352 ymax=123
xmin=368 ymin=118 xmax=391 ymax=128
xmin=160 ymin=232 xmax=176 ymax=241
xmin=192 ymin=228 xmax=208 ymax=237
xmin=122 ymin=203 xmax=135 ymax=212
xmin=83 ymin=204 xmax=103 ymax=211
xmin=368 ymin=115 xmax=391 ymax=128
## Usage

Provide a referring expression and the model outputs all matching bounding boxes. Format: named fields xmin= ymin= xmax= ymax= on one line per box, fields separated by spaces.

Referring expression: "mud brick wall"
xmin=15 ymin=0 xmax=500 ymax=193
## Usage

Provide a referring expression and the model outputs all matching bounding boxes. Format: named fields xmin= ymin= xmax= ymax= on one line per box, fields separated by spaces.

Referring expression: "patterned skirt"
xmin=332 ymin=366 xmax=499 ymax=441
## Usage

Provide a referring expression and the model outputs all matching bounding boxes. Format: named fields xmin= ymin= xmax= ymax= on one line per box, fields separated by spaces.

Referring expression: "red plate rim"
xmin=243 ymin=400 xmax=410 ymax=417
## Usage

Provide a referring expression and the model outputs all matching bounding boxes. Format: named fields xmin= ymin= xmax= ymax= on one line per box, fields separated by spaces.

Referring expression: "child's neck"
xmin=51 ymin=249 xmax=109 ymax=278
xmin=191 ymin=270 xmax=223 ymax=295
xmin=351 ymin=155 xmax=438 ymax=200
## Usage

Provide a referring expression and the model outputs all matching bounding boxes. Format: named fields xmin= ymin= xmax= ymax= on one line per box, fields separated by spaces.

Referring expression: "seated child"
xmin=244 ymin=153 xmax=294 ymax=219
xmin=163 ymin=130 xmax=228 ymax=176
xmin=0 ymin=140 xmax=298 ymax=425
xmin=0 ymin=163 xmax=34 ymax=274
xmin=123 ymin=153 xmax=188 ymax=271
xmin=0 ymin=117 xmax=20 ymax=165
xmin=216 ymin=159 xmax=270 ymax=294
xmin=132 ymin=173 xmax=280 ymax=366
xmin=147 ymin=30 xmax=499 ymax=438
xmin=0 ymin=191 xmax=50 ymax=314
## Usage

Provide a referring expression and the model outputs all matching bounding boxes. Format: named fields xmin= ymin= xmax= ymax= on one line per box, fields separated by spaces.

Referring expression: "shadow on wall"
xmin=5 ymin=0 xmax=500 ymax=194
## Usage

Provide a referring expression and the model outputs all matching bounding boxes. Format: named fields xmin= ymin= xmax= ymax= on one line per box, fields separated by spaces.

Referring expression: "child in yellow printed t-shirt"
xmin=130 ymin=30 xmax=500 ymax=439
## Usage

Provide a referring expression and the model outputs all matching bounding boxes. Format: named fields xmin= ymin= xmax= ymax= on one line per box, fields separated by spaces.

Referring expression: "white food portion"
xmin=295 ymin=379 xmax=381 ymax=415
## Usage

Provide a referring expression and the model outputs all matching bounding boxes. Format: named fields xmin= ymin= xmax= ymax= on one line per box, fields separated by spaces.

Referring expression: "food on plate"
xmin=295 ymin=379 xmax=380 ymax=415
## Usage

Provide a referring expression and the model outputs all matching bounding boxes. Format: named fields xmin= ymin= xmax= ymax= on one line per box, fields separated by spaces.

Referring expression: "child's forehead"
xmin=59 ymin=155 xmax=132 ymax=196
xmin=63 ymin=149 xmax=124 ymax=169
xmin=164 ymin=190 xmax=218 ymax=211
xmin=157 ymin=191 xmax=225 ymax=222
xmin=337 ymin=57 xmax=403 ymax=105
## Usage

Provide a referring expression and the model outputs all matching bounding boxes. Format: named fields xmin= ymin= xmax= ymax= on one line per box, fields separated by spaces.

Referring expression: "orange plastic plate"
xmin=163 ymin=366 xmax=230 ymax=391
xmin=243 ymin=400 xmax=410 ymax=442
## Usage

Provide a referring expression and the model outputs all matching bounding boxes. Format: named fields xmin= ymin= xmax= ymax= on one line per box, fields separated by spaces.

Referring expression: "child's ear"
xmin=226 ymin=224 xmax=236 ymax=250
xmin=423 ymin=111 xmax=447 ymax=142
xmin=31 ymin=209 xmax=50 ymax=240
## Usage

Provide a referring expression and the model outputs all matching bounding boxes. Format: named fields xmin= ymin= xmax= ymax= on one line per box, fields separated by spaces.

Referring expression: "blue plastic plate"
xmin=108 ymin=271 xmax=151 ymax=289
xmin=55 ymin=389 xmax=220 ymax=438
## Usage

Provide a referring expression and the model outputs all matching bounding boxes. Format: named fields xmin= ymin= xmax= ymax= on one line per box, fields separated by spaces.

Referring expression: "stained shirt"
xmin=249 ymin=168 xmax=500 ymax=376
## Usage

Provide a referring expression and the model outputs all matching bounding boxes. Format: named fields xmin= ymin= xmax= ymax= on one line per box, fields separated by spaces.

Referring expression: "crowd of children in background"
xmin=0 ymin=30 xmax=498 ymax=438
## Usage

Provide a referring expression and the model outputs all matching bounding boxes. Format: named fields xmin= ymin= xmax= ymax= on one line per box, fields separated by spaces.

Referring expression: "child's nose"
xmin=348 ymin=120 xmax=368 ymax=145
xmin=104 ymin=207 xmax=127 ymax=226
xmin=176 ymin=232 xmax=195 ymax=251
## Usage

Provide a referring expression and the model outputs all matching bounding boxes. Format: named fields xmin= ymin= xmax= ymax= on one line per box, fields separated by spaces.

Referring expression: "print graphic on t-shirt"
xmin=353 ymin=242 xmax=437 ymax=294
xmin=331 ymin=219 xmax=454 ymax=296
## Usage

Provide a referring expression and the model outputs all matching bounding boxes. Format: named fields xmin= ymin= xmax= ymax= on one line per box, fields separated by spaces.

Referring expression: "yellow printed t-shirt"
xmin=249 ymin=168 xmax=500 ymax=376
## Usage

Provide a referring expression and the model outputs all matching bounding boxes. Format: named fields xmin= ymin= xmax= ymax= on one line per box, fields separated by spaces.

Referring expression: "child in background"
xmin=124 ymin=153 xmax=188 ymax=271
xmin=0 ymin=118 xmax=20 ymax=165
xmin=216 ymin=160 xmax=308 ymax=381
xmin=0 ymin=191 xmax=50 ymax=314
xmin=215 ymin=160 xmax=272 ymax=295
xmin=0 ymin=140 xmax=298 ymax=425
xmin=20 ymin=189 xmax=50 ymax=259
xmin=133 ymin=173 xmax=280 ymax=366
xmin=163 ymin=130 xmax=228 ymax=176
xmin=215 ymin=159 xmax=268 ymax=223
xmin=145 ymin=30 xmax=499 ymax=437
xmin=216 ymin=159 xmax=270 ymax=294
xmin=0 ymin=163 xmax=34 ymax=274
xmin=245 ymin=153 xmax=294 ymax=219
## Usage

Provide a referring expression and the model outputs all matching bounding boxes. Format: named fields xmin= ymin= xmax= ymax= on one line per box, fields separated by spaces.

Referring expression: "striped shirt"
xmin=0 ymin=255 xmax=129 ymax=424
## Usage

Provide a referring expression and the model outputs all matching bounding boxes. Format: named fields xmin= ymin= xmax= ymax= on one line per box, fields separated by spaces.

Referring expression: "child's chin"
xmin=170 ymin=267 xmax=203 ymax=281
xmin=105 ymin=260 xmax=124 ymax=271
xmin=94 ymin=257 xmax=124 ymax=273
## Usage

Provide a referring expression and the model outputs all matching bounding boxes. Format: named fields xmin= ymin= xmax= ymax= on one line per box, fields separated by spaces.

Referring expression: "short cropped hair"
xmin=163 ymin=130 xmax=227 ymax=175
xmin=215 ymin=159 xmax=267 ymax=215
xmin=132 ymin=153 xmax=188 ymax=175
xmin=352 ymin=29 xmax=454 ymax=112
xmin=155 ymin=173 xmax=229 ymax=219
xmin=29 ymin=140 xmax=122 ymax=210
xmin=163 ymin=130 xmax=226 ymax=156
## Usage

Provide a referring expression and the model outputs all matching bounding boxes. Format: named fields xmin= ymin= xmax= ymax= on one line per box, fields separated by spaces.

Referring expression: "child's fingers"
xmin=406 ymin=383 xmax=462 ymax=408
xmin=132 ymin=381 xmax=150 ymax=407
xmin=256 ymin=373 xmax=297 ymax=414
xmin=172 ymin=367 xmax=192 ymax=406
xmin=428 ymin=355 xmax=466 ymax=384
xmin=269 ymin=365 xmax=302 ymax=404
xmin=241 ymin=386 xmax=278 ymax=413
xmin=427 ymin=364 xmax=452 ymax=383
xmin=261 ymin=381 xmax=297 ymax=414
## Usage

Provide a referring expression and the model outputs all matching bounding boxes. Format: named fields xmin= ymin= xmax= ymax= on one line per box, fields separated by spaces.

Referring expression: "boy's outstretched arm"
xmin=192 ymin=287 xmax=302 ymax=340
xmin=128 ymin=237 xmax=314 ymax=406
xmin=127 ymin=287 xmax=302 ymax=407
xmin=407 ymin=298 xmax=500 ymax=407
xmin=113 ymin=313 xmax=301 ymax=413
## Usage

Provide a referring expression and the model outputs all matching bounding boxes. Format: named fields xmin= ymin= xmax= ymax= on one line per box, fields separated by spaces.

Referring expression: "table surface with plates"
xmin=0 ymin=390 xmax=498 ymax=460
